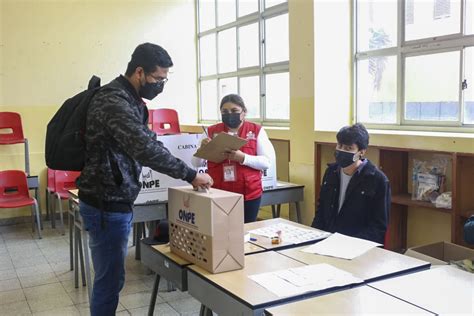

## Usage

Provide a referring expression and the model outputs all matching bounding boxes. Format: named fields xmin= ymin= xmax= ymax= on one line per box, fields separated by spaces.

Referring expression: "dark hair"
xmin=336 ymin=123 xmax=369 ymax=150
xmin=125 ymin=43 xmax=173 ymax=76
xmin=219 ymin=94 xmax=247 ymax=112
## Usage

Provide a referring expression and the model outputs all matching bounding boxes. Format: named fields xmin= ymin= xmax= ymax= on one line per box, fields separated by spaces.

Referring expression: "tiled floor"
xmin=0 ymin=221 xmax=201 ymax=316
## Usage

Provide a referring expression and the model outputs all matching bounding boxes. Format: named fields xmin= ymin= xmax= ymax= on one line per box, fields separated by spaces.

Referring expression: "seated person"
xmin=464 ymin=216 xmax=474 ymax=245
xmin=311 ymin=123 xmax=390 ymax=244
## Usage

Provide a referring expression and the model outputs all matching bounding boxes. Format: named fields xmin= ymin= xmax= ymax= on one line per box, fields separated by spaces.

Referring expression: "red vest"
xmin=207 ymin=121 xmax=262 ymax=201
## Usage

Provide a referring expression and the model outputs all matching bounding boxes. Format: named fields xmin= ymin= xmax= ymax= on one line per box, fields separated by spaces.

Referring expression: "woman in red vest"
xmin=193 ymin=94 xmax=276 ymax=223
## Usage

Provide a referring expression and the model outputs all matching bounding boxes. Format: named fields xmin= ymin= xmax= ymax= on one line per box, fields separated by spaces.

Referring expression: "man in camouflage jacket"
xmin=77 ymin=43 xmax=212 ymax=316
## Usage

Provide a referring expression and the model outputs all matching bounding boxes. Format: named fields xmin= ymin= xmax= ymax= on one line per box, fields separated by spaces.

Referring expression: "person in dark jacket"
xmin=311 ymin=123 xmax=390 ymax=244
xmin=76 ymin=43 xmax=212 ymax=316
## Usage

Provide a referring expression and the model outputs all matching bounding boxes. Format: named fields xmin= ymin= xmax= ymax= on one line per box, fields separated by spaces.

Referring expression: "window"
xmin=355 ymin=0 xmax=474 ymax=130
xmin=197 ymin=0 xmax=289 ymax=124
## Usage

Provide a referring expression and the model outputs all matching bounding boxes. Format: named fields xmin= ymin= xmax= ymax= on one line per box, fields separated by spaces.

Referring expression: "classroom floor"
xmin=0 ymin=221 xmax=201 ymax=316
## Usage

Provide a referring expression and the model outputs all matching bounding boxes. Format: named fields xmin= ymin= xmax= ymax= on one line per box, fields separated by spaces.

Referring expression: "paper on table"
xmin=248 ymin=263 xmax=363 ymax=298
xmin=244 ymin=232 xmax=250 ymax=243
xmin=248 ymin=223 xmax=330 ymax=244
xmin=193 ymin=132 xmax=247 ymax=163
xmin=301 ymin=233 xmax=382 ymax=260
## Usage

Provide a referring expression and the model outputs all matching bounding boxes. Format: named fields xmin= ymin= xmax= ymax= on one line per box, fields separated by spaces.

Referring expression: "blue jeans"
xmin=244 ymin=197 xmax=262 ymax=223
xmin=79 ymin=201 xmax=133 ymax=316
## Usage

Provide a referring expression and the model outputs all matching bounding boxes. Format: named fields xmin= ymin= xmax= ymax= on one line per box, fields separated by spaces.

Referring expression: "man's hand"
xmin=191 ymin=173 xmax=213 ymax=190
xmin=223 ymin=149 xmax=245 ymax=164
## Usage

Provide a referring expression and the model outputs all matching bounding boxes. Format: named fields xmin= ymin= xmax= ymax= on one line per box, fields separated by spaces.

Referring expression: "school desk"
xmin=186 ymin=251 xmax=362 ymax=316
xmin=278 ymin=245 xmax=430 ymax=282
xmin=265 ymin=285 xmax=434 ymax=315
xmin=368 ymin=266 xmax=474 ymax=315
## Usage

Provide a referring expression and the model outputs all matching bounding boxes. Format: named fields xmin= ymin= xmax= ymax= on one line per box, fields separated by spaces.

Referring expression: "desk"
xmin=187 ymin=251 xmax=360 ymax=316
xmin=265 ymin=285 xmax=433 ymax=315
xmin=141 ymin=241 xmax=265 ymax=316
xmin=262 ymin=181 xmax=304 ymax=223
xmin=245 ymin=218 xmax=329 ymax=252
xmin=68 ymin=189 xmax=167 ymax=260
xmin=369 ymin=266 xmax=474 ymax=315
xmin=278 ymin=246 xmax=430 ymax=282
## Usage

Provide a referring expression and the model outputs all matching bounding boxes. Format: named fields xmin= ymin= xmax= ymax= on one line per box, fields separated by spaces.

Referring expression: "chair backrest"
xmin=151 ymin=108 xmax=181 ymax=135
xmin=0 ymin=170 xmax=29 ymax=200
xmin=54 ymin=170 xmax=81 ymax=193
xmin=47 ymin=168 xmax=56 ymax=192
xmin=0 ymin=112 xmax=25 ymax=144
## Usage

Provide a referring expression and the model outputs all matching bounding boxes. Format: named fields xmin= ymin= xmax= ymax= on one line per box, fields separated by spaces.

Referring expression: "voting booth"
xmin=168 ymin=186 xmax=245 ymax=273
xmin=135 ymin=133 xmax=277 ymax=204
xmin=135 ymin=134 xmax=206 ymax=204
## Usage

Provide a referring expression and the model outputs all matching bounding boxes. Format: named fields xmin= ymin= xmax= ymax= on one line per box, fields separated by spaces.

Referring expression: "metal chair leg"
xmin=32 ymin=200 xmax=42 ymax=239
xmin=77 ymin=231 xmax=86 ymax=287
xmin=74 ymin=225 xmax=79 ymax=288
xmin=56 ymin=193 xmax=65 ymax=235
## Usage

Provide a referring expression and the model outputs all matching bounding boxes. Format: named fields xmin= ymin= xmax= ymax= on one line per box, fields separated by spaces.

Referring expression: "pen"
xmin=201 ymin=125 xmax=209 ymax=138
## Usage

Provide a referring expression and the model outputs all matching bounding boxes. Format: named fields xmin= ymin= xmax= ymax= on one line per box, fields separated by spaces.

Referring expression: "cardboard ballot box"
xmin=135 ymin=134 xmax=207 ymax=204
xmin=168 ymin=186 xmax=244 ymax=274
xmin=405 ymin=241 xmax=474 ymax=265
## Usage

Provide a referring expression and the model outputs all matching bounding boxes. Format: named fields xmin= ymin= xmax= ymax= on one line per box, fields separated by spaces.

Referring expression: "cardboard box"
xmin=135 ymin=134 xmax=206 ymax=204
xmin=168 ymin=186 xmax=244 ymax=273
xmin=405 ymin=241 xmax=474 ymax=265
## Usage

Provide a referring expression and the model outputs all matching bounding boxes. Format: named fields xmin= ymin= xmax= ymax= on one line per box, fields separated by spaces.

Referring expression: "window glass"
xmin=357 ymin=56 xmax=397 ymax=123
xmin=201 ymin=80 xmax=218 ymax=120
xmin=219 ymin=77 xmax=238 ymax=101
xmin=218 ymin=28 xmax=237 ymax=73
xmin=405 ymin=0 xmax=461 ymax=41
xmin=405 ymin=51 xmax=460 ymax=121
xmin=265 ymin=72 xmax=289 ymax=120
xmin=218 ymin=0 xmax=236 ymax=26
xmin=240 ymin=76 xmax=260 ymax=118
xmin=200 ymin=34 xmax=217 ymax=76
xmin=239 ymin=23 xmax=259 ymax=68
xmin=463 ymin=47 xmax=474 ymax=123
xmin=265 ymin=14 xmax=289 ymax=64
xmin=238 ymin=0 xmax=258 ymax=17
xmin=265 ymin=0 xmax=286 ymax=9
xmin=357 ymin=0 xmax=397 ymax=52
xmin=199 ymin=0 xmax=216 ymax=32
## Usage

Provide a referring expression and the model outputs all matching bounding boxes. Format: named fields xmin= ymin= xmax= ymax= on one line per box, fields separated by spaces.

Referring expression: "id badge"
xmin=223 ymin=164 xmax=237 ymax=182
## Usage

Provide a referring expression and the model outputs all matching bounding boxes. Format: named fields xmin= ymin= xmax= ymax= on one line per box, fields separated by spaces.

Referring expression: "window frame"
xmin=197 ymin=0 xmax=290 ymax=126
xmin=353 ymin=0 xmax=474 ymax=132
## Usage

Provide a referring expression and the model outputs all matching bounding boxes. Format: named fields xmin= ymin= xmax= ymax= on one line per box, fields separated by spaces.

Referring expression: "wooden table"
xmin=187 ymin=251 xmax=360 ymax=316
xmin=278 ymin=245 xmax=430 ymax=282
xmin=265 ymin=285 xmax=434 ymax=315
xmin=369 ymin=266 xmax=474 ymax=315
xmin=261 ymin=181 xmax=304 ymax=223
xmin=245 ymin=218 xmax=330 ymax=251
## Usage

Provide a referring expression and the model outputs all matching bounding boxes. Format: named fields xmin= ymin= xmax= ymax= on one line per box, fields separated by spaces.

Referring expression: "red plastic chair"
xmin=151 ymin=108 xmax=181 ymax=135
xmin=50 ymin=170 xmax=80 ymax=234
xmin=0 ymin=112 xmax=30 ymax=175
xmin=0 ymin=170 xmax=41 ymax=238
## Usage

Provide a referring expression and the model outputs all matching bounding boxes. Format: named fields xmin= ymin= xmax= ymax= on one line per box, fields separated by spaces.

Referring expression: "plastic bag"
xmin=412 ymin=157 xmax=448 ymax=201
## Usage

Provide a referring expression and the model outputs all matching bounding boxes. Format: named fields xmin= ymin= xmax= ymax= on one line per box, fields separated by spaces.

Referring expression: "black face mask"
xmin=334 ymin=149 xmax=359 ymax=168
xmin=139 ymin=81 xmax=164 ymax=100
xmin=222 ymin=113 xmax=242 ymax=129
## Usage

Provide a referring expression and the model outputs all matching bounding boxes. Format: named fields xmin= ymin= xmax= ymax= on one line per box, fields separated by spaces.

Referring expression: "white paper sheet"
xmin=301 ymin=233 xmax=382 ymax=260
xmin=248 ymin=223 xmax=330 ymax=244
xmin=244 ymin=232 xmax=250 ymax=243
xmin=248 ymin=263 xmax=363 ymax=298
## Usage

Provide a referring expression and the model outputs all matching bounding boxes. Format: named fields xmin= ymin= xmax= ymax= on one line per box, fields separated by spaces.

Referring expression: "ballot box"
xmin=168 ymin=186 xmax=245 ymax=273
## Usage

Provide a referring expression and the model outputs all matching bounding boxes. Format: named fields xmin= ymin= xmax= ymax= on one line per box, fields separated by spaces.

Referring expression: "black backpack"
xmin=45 ymin=76 xmax=101 ymax=171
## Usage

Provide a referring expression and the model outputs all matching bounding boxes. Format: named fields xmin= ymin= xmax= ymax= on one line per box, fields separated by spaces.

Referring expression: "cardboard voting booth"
xmin=168 ymin=186 xmax=245 ymax=273
xmin=135 ymin=134 xmax=206 ymax=204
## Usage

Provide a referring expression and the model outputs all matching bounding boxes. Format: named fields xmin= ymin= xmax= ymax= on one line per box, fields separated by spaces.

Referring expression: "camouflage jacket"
xmin=77 ymin=75 xmax=196 ymax=211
